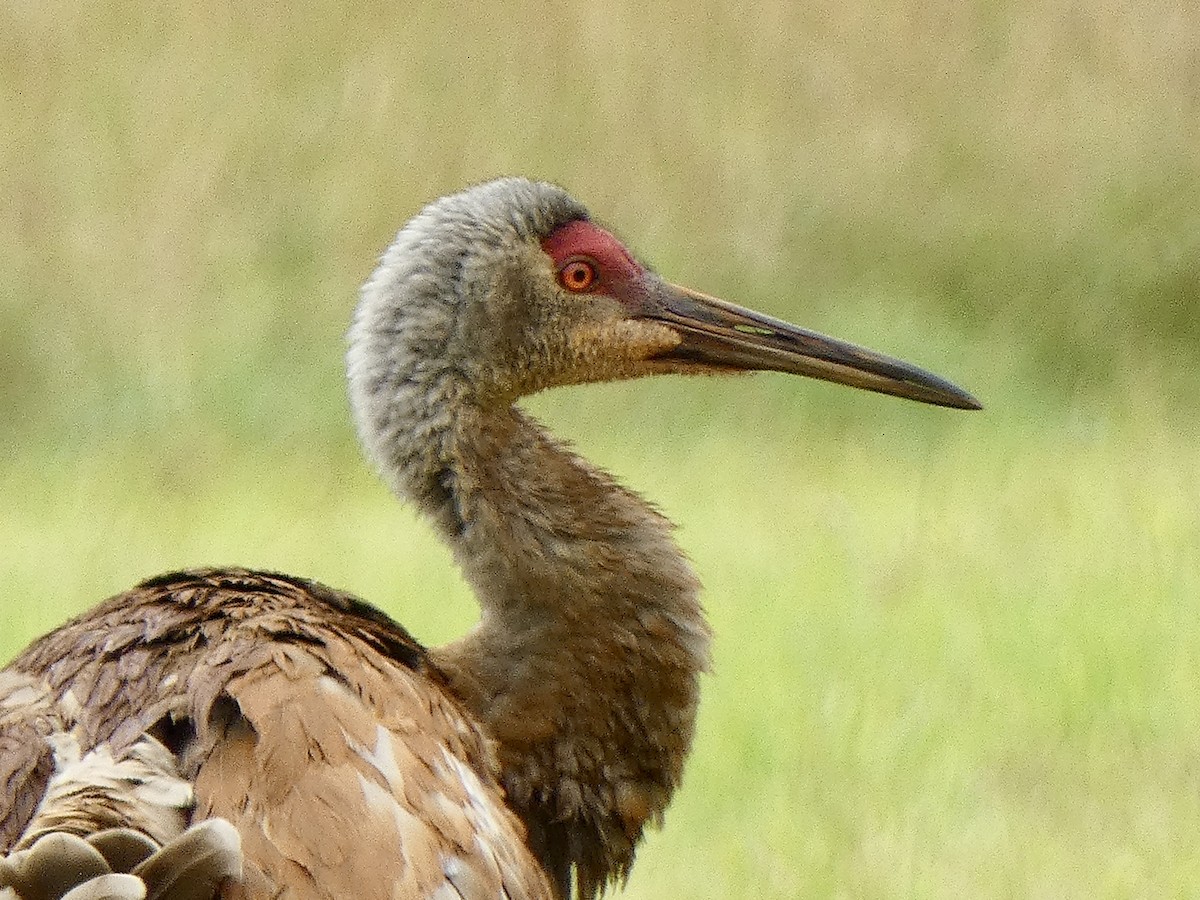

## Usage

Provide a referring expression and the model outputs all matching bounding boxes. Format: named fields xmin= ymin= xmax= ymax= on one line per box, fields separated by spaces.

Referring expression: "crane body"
xmin=0 ymin=178 xmax=978 ymax=900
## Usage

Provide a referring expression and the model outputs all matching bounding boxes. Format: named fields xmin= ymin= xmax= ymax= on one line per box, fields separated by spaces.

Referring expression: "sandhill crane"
xmin=0 ymin=178 xmax=979 ymax=900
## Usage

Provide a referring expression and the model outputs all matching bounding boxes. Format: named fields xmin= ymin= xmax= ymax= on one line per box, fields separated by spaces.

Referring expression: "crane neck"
xmin=391 ymin=392 xmax=710 ymax=898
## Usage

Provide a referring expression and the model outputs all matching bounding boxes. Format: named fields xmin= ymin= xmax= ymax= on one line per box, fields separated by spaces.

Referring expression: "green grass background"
xmin=3 ymin=1 xmax=1199 ymax=896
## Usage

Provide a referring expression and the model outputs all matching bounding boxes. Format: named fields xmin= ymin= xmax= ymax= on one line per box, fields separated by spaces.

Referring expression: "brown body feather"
xmin=3 ymin=569 xmax=555 ymax=900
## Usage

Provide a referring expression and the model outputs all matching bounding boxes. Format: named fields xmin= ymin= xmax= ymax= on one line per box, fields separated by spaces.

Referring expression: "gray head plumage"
xmin=346 ymin=177 xmax=589 ymax=507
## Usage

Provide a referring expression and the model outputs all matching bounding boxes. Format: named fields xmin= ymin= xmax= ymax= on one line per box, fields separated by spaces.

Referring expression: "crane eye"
xmin=559 ymin=259 xmax=598 ymax=293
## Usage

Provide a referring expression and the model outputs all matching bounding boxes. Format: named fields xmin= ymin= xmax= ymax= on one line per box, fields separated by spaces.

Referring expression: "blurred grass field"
xmin=3 ymin=1 xmax=1199 ymax=897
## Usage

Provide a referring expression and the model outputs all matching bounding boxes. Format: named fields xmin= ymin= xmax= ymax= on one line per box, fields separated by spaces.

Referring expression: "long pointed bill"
xmin=638 ymin=282 xmax=981 ymax=410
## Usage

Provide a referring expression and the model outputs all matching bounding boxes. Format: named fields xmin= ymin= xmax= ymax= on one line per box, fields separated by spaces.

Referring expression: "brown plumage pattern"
xmin=3 ymin=569 xmax=552 ymax=900
xmin=0 ymin=178 xmax=977 ymax=900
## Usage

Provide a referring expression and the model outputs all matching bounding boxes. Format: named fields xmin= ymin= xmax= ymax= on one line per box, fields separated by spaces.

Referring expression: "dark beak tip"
xmin=922 ymin=382 xmax=982 ymax=411
xmin=938 ymin=387 xmax=983 ymax=411
xmin=949 ymin=387 xmax=984 ymax=411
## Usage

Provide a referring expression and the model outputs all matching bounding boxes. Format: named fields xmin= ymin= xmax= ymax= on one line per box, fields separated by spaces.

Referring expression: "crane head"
xmin=348 ymin=178 xmax=979 ymax=449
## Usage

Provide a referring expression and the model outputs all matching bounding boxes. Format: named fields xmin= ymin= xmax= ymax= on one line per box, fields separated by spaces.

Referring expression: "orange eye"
xmin=559 ymin=259 xmax=597 ymax=293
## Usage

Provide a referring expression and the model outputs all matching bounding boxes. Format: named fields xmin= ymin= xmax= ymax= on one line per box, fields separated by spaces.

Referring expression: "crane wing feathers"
xmin=197 ymin=642 xmax=552 ymax=899
xmin=0 ymin=673 xmax=63 ymax=848
xmin=2 ymin=569 xmax=555 ymax=900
